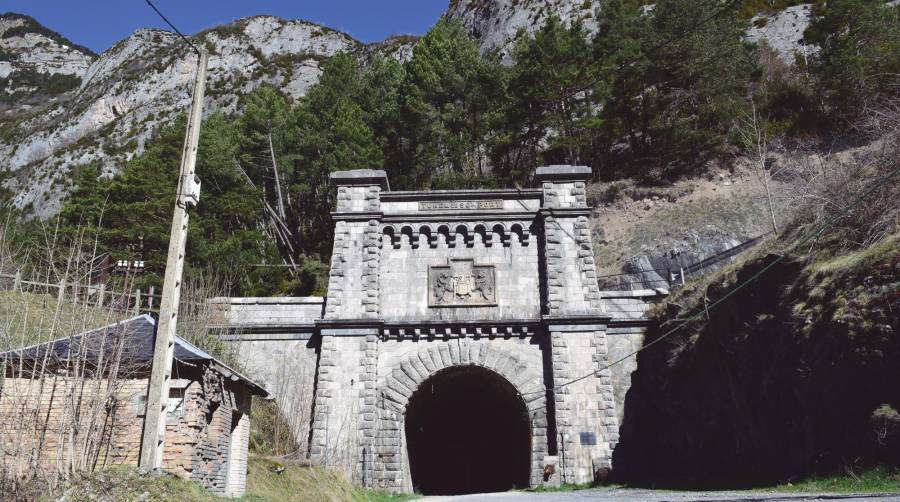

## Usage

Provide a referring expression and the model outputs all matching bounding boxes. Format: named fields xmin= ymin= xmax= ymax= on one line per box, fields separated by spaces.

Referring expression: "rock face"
xmin=1 ymin=3 xmax=820 ymax=218
xmin=0 ymin=15 xmax=364 ymax=217
xmin=746 ymin=4 xmax=816 ymax=61
xmin=445 ymin=0 xmax=600 ymax=59
xmin=0 ymin=13 xmax=95 ymax=80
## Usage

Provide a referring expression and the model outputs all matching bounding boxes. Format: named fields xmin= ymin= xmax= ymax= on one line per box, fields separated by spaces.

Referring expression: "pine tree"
xmin=400 ymin=19 xmax=506 ymax=187
xmin=805 ymin=0 xmax=900 ymax=120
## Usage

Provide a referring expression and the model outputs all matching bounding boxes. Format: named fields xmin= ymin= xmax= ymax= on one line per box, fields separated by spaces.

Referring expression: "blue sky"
xmin=5 ymin=1 xmax=448 ymax=54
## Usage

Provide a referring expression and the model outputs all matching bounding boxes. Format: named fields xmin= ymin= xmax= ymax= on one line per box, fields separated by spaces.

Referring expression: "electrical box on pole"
xmin=139 ymin=49 xmax=207 ymax=472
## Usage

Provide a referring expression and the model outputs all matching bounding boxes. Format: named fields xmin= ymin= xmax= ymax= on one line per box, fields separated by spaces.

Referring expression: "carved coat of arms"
xmin=429 ymin=259 xmax=496 ymax=307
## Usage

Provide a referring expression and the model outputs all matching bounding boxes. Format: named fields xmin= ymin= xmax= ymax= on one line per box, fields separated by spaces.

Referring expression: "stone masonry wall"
xmin=231 ymin=338 xmax=317 ymax=455
xmin=258 ymin=166 xmax=642 ymax=493
xmin=379 ymin=230 xmax=540 ymax=322
xmin=372 ymin=336 xmax=550 ymax=492
xmin=0 ymin=365 xmax=253 ymax=497
xmin=539 ymin=166 xmax=621 ymax=484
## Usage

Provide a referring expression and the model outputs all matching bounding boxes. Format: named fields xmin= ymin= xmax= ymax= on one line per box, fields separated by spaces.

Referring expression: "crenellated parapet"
xmin=381 ymin=221 xmax=532 ymax=249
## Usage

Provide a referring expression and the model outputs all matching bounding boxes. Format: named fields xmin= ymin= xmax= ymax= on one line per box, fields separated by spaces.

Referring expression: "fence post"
xmin=133 ymin=289 xmax=141 ymax=315
xmin=57 ymin=279 xmax=66 ymax=305
xmin=97 ymin=284 xmax=106 ymax=307
xmin=13 ymin=271 xmax=21 ymax=291
xmin=679 ymin=267 xmax=685 ymax=286
xmin=148 ymin=286 xmax=155 ymax=310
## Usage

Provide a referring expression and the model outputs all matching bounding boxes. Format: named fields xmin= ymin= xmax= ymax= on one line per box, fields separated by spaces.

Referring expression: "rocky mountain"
xmin=0 ymin=3 xmax=813 ymax=218
xmin=0 ymin=13 xmax=95 ymax=79
xmin=444 ymin=0 xmax=600 ymax=60
xmin=0 ymin=14 xmax=413 ymax=217
xmin=746 ymin=3 xmax=815 ymax=60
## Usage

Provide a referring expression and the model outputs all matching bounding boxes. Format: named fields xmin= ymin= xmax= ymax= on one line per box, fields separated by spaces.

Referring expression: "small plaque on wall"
xmin=419 ymin=200 xmax=503 ymax=211
xmin=579 ymin=432 xmax=597 ymax=446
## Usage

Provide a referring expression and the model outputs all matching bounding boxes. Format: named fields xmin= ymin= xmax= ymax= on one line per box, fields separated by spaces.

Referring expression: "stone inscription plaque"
xmin=429 ymin=259 xmax=497 ymax=307
xmin=419 ymin=200 xmax=502 ymax=211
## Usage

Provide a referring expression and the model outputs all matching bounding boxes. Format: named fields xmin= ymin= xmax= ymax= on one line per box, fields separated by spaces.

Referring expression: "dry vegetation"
xmin=0 ymin=223 xmax=237 ymax=500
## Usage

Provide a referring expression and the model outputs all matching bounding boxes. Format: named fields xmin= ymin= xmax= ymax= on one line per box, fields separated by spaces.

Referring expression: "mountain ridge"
xmin=0 ymin=3 xmax=810 ymax=218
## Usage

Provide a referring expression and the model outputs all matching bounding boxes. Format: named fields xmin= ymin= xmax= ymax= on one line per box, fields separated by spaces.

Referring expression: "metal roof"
xmin=0 ymin=314 xmax=268 ymax=397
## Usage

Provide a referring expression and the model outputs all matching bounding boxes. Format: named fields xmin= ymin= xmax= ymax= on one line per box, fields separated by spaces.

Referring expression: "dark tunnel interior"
xmin=404 ymin=365 xmax=531 ymax=495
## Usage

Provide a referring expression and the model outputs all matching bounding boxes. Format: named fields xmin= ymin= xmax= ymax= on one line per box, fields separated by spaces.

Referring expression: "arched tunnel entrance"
xmin=404 ymin=365 xmax=531 ymax=495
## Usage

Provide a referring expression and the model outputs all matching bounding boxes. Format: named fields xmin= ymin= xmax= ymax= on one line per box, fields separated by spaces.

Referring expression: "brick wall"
xmin=0 ymin=363 xmax=253 ymax=497
xmin=0 ymin=374 xmax=147 ymax=473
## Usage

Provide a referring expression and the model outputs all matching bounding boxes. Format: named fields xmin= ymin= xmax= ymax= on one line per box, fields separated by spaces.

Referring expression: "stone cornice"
xmin=381 ymin=211 xmax=537 ymax=223
xmin=535 ymin=165 xmax=592 ymax=182
xmin=541 ymin=314 xmax=613 ymax=328
xmin=381 ymin=189 xmax=541 ymax=201
xmin=330 ymin=211 xmax=383 ymax=222
xmin=329 ymin=169 xmax=390 ymax=190
xmin=538 ymin=207 xmax=593 ymax=218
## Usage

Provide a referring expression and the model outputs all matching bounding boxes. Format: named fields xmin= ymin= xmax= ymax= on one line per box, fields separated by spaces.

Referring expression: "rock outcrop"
xmin=746 ymin=4 xmax=816 ymax=61
xmin=0 ymin=13 xmax=95 ymax=79
xmin=1 ymin=3 xmax=820 ymax=218
xmin=1 ymin=16 xmax=360 ymax=217
xmin=445 ymin=0 xmax=600 ymax=59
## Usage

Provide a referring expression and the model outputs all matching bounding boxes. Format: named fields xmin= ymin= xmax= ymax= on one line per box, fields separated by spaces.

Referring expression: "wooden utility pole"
xmin=139 ymin=49 xmax=207 ymax=471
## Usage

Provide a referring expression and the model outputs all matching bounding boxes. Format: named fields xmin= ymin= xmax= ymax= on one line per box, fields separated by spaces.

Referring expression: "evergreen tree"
xmin=400 ymin=20 xmax=506 ymax=187
xmin=805 ymin=0 xmax=900 ymax=120
xmin=594 ymin=0 xmax=756 ymax=176
xmin=500 ymin=16 xmax=601 ymax=182
xmin=59 ymin=113 xmax=285 ymax=294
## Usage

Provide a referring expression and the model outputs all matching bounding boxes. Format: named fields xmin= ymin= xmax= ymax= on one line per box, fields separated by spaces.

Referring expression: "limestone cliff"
xmin=0 ymin=3 xmax=815 ymax=218
xmin=1 ymin=16 xmax=369 ymax=217
xmin=0 ymin=13 xmax=95 ymax=80
xmin=444 ymin=0 xmax=600 ymax=59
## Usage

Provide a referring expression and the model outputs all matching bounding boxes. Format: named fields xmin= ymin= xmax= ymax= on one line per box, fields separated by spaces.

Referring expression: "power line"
xmin=144 ymin=0 xmax=201 ymax=56
xmin=522 ymin=163 xmax=900 ymax=402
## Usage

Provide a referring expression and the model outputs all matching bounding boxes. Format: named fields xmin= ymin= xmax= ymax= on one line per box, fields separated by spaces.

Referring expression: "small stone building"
xmin=214 ymin=165 xmax=659 ymax=495
xmin=0 ymin=314 xmax=268 ymax=497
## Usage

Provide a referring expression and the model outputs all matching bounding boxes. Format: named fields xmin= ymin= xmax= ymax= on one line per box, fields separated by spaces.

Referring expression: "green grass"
xmin=0 ymin=290 xmax=119 ymax=351
xmin=42 ymin=467 xmax=221 ymax=502
xmin=808 ymin=232 xmax=900 ymax=274
xmin=43 ymin=458 xmax=418 ymax=501
xmin=240 ymin=457 xmax=417 ymax=502
xmin=767 ymin=467 xmax=900 ymax=494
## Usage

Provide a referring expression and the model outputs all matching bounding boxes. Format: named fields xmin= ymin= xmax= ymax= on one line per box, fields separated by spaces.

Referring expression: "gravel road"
xmin=422 ymin=488 xmax=900 ymax=502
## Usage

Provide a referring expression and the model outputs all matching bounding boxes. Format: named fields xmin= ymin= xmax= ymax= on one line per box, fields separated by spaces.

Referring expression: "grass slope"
xmin=49 ymin=458 xmax=415 ymax=502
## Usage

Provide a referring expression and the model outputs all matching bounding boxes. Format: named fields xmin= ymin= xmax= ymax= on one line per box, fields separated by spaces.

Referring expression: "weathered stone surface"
xmin=216 ymin=166 xmax=656 ymax=493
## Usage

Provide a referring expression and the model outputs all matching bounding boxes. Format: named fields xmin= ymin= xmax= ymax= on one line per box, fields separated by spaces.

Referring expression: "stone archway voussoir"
xmin=417 ymin=350 xmax=436 ymax=374
xmin=427 ymin=346 xmax=443 ymax=372
xmin=389 ymin=368 xmax=415 ymax=395
xmin=400 ymin=360 xmax=424 ymax=385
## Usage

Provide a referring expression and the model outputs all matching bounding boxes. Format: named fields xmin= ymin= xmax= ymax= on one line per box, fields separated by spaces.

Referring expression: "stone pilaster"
xmin=574 ymin=215 xmax=603 ymax=312
xmin=538 ymin=165 xmax=619 ymax=484
xmin=312 ymin=170 xmax=388 ymax=475
xmin=308 ymin=334 xmax=336 ymax=462
xmin=323 ymin=169 xmax=388 ymax=321
xmin=358 ymin=333 xmax=379 ymax=486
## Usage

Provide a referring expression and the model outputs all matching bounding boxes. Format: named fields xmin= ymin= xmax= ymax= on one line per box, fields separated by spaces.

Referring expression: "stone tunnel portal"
xmin=404 ymin=366 xmax=531 ymax=495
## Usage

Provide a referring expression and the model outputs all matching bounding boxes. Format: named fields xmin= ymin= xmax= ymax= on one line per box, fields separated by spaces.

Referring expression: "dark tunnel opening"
xmin=405 ymin=365 xmax=531 ymax=495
